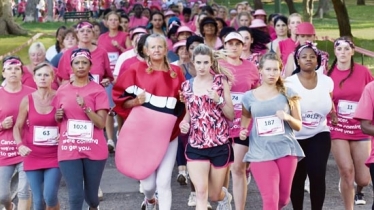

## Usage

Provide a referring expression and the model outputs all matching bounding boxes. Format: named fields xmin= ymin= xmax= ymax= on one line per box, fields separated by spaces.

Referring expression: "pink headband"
xmin=71 ymin=50 xmax=92 ymax=62
xmin=296 ymin=41 xmax=320 ymax=59
xmin=77 ymin=21 xmax=93 ymax=29
xmin=334 ymin=39 xmax=355 ymax=48
xmin=3 ymin=59 xmax=22 ymax=69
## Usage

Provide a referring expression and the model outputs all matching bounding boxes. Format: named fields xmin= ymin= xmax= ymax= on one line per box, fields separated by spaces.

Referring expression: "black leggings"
xmin=176 ymin=135 xmax=188 ymax=166
xmin=291 ymin=132 xmax=331 ymax=210
xmin=370 ymin=164 xmax=374 ymax=210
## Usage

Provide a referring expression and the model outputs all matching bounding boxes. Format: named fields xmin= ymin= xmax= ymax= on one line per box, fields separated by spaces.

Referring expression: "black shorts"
xmin=185 ymin=143 xmax=234 ymax=168
xmin=232 ymin=136 xmax=249 ymax=147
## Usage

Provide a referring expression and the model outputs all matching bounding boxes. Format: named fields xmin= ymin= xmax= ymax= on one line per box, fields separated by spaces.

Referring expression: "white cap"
xmin=224 ymin=32 xmax=244 ymax=43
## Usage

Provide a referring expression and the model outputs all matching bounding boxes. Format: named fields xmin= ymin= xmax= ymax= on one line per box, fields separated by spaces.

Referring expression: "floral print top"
xmin=181 ymin=74 xmax=230 ymax=149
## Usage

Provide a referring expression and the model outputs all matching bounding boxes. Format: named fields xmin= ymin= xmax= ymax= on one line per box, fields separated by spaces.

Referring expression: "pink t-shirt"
xmin=118 ymin=56 xmax=140 ymax=77
xmin=279 ymin=38 xmax=296 ymax=66
xmin=57 ymin=47 xmax=114 ymax=84
xmin=328 ymin=64 xmax=373 ymax=140
xmin=219 ymin=59 xmax=260 ymax=138
xmin=97 ymin=31 xmax=128 ymax=71
xmin=0 ymin=85 xmax=35 ymax=166
xmin=354 ymin=81 xmax=374 ymax=166
xmin=24 ymin=94 xmax=58 ymax=171
xmin=22 ymin=66 xmax=59 ymax=90
xmin=129 ymin=16 xmax=149 ymax=29
xmin=53 ymin=82 xmax=109 ymax=161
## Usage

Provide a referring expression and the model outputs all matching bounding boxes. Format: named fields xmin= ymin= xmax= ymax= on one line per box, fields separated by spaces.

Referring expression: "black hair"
xmin=147 ymin=11 xmax=166 ymax=30
xmin=137 ymin=34 xmax=150 ymax=59
xmin=167 ymin=25 xmax=179 ymax=39
xmin=55 ymin=26 xmax=67 ymax=53
xmin=219 ymin=26 xmax=236 ymax=40
xmin=273 ymin=15 xmax=289 ymax=37
xmin=132 ymin=3 xmax=143 ymax=11
xmin=327 ymin=37 xmax=355 ymax=87
xmin=183 ymin=7 xmax=192 ymax=15
xmin=268 ymin=13 xmax=279 ymax=23
xmin=215 ymin=17 xmax=227 ymax=28
xmin=237 ymin=26 xmax=270 ymax=53
xmin=199 ymin=17 xmax=218 ymax=37
xmin=201 ymin=5 xmax=214 ymax=16
xmin=121 ymin=14 xmax=129 ymax=21
xmin=292 ymin=44 xmax=322 ymax=75
xmin=186 ymin=35 xmax=204 ymax=50
xmin=103 ymin=8 xmax=112 ymax=17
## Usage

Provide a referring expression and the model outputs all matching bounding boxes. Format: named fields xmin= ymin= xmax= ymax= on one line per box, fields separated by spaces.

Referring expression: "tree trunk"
xmin=253 ymin=0 xmax=263 ymax=9
xmin=0 ymin=0 xmax=27 ymax=35
xmin=303 ymin=0 xmax=313 ymax=23
xmin=45 ymin=0 xmax=53 ymax=21
xmin=24 ymin=0 xmax=38 ymax=21
xmin=284 ymin=0 xmax=298 ymax=14
xmin=314 ymin=0 xmax=330 ymax=17
xmin=331 ymin=0 xmax=353 ymax=37
xmin=357 ymin=0 xmax=365 ymax=5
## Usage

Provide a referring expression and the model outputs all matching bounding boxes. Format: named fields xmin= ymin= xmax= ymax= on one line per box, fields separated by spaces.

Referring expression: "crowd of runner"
xmin=1 ymin=1 xmax=374 ymax=210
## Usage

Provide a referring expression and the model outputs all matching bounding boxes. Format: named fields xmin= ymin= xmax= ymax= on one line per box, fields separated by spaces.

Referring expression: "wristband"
xmin=240 ymin=127 xmax=247 ymax=131
xmin=82 ymin=105 xmax=92 ymax=113
xmin=16 ymin=142 xmax=23 ymax=149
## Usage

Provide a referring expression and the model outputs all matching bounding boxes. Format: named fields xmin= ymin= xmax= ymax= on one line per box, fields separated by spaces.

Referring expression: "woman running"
xmin=180 ymin=43 xmax=234 ymax=210
xmin=239 ymin=52 xmax=304 ymax=210
xmin=14 ymin=62 xmax=61 ymax=210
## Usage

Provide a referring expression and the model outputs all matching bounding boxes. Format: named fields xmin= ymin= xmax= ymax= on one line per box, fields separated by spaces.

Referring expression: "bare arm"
xmin=360 ymin=120 xmax=374 ymax=136
xmin=85 ymin=109 xmax=108 ymax=129
xmin=284 ymin=54 xmax=295 ymax=78
xmin=240 ymin=105 xmax=252 ymax=129
xmin=286 ymin=100 xmax=302 ymax=131
xmin=221 ymin=80 xmax=235 ymax=120
xmin=13 ymin=96 xmax=28 ymax=145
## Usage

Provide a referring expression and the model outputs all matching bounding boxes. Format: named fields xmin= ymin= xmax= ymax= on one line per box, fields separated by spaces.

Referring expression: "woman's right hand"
xmin=179 ymin=121 xmax=190 ymax=134
xmin=239 ymin=128 xmax=248 ymax=140
xmin=18 ymin=145 xmax=32 ymax=157
xmin=1 ymin=116 xmax=13 ymax=129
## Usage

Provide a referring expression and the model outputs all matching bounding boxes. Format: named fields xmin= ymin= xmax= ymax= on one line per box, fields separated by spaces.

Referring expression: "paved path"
xmin=54 ymin=153 xmax=373 ymax=210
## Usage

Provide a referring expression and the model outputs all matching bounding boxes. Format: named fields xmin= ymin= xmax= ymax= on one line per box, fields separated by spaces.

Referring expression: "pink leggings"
xmin=251 ymin=156 xmax=298 ymax=210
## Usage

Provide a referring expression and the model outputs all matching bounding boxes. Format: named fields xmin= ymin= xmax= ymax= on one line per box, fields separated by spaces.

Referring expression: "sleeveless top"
xmin=181 ymin=63 xmax=193 ymax=80
xmin=181 ymin=74 xmax=230 ymax=149
xmin=24 ymin=94 xmax=59 ymax=171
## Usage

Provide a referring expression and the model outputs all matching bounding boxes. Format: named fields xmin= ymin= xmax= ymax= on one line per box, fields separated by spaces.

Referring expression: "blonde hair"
xmin=238 ymin=11 xmax=252 ymax=25
xmin=288 ymin=13 xmax=303 ymax=24
xmin=144 ymin=34 xmax=176 ymax=78
xmin=259 ymin=53 xmax=300 ymax=109
xmin=29 ymin=42 xmax=46 ymax=54
xmin=192 ymin=44 xmax=234 ymax=82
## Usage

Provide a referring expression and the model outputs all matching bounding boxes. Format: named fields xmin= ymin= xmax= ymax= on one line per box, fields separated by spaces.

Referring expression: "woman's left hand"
xmin=76 ymin=93 xmax=85 ymax=107
xmin=18 ymin=145 xmax=32 ymax=157
xmin=101 ymin=78 xmax=111 ymax=87
xmin=330 ymin=112 xmax=338 ymax=126
xmin=207 ymin=89 xmax=219 ymax=103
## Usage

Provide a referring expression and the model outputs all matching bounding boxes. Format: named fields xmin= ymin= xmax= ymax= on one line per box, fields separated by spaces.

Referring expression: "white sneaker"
xmin=246 ymin=166 xmax=251 ymax=185
xmin=354 ymin=193 xmax=366 ymax=205
xmin=87 ymin=206 xmax=100 ymax=210
xmin=207 ymin=201 xmax=212 ymax=209
xmin=107 ymin=139 xmax=115 ymax=152
xmin=304 ymin=177 xmax=310 ymax=194
xmin=141 ymin=198 xmax=157 ymax=210
xmin=139 ymin=182 xmax=144 ymax=194
xmin=187 ymin=192 xmax=197 ymax=207
xmin=98 ymin=187 xmax=103 ymax=201
xmin=216 ymin=187 xmax=232 ymax=210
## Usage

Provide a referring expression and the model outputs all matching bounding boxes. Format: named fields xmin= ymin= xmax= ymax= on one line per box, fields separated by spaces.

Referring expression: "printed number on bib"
xmin=33 ymin=126 xmax=59 ymax=146
xmin=231 ymin=92 xmax=244 ymax=110
xmin=338 ymin=100 xmax=358 ymax=119
xmin=256 ymin=115 xmax=285 ymax=136
xmin=302 ymin=111 xmax=322 ymax=128
xmin=108 ymin=52 xmax=119 ymax=64
xmin=67 ymin=120 xmax=93 ymax=140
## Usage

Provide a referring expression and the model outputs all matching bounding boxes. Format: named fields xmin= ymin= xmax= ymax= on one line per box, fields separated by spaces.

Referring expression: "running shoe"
xmin=354 ymin=193 xmax=366 ymax=205
xmin=141 ymin=198 xmax=157 ymax=210
xmin=139 ymin=182 xmax=144 ymax=194
xmin=177 ymin=172 xmax=188 ymax=185
xmin=98 ymin=187 xmax=103 ymax=201
xmin=2 ymin=202 xmax=15 ymax=210
xmin=107 ymin=139 xmax=115 ymax=153
xmin=187 ymin=192 xmax=197 ymax=207
xmin=216 ymin=187 xmax=232 ymax=210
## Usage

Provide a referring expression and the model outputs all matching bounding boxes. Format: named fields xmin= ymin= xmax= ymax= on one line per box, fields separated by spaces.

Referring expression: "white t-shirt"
xmin=46 ymin=45 xmax=58 ymax=62
xmin=113 ymin=49 xmax=136 ymax=77
xmin=285 ymin=73 xmax=334 ymax=139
